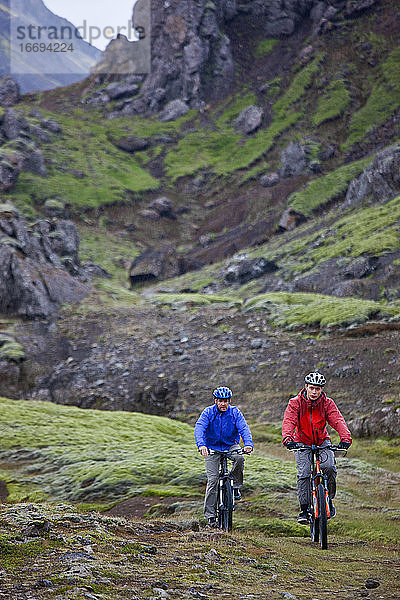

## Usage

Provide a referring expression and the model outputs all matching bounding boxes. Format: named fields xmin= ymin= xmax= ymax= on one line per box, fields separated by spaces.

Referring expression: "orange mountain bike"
xmin=290 ymin=444 xmax=348 ymax=549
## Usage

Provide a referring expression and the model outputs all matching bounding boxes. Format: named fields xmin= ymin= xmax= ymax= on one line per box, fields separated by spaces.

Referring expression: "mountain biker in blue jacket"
xmin=194 ymin=386 xmax=254 ymax=527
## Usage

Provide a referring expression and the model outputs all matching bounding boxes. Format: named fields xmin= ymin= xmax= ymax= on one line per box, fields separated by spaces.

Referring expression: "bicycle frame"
xmin=311 ymin=446 xmax=331 ymax=520
xmin=208 ymin=448 xmax=245 ymax=531
xmin=290 ymin=444 xmax=347 ymax=549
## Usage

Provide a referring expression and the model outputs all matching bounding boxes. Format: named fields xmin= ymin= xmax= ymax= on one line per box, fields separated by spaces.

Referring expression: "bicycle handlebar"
xmin=207 ymin=448 xmax=252 ymax=455
xmin=287 ymin=444 xmax=348 ymax=454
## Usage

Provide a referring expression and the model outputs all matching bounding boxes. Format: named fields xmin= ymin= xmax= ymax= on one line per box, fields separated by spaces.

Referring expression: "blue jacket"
xmin=194 ymin=404 xmax=253 ymax=451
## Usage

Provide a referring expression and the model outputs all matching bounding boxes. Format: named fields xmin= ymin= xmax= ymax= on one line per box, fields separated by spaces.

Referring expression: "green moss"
xmin=344 ymin=47 xmax=400 ymax=149
xmin=78 ymin=226 xmax=140 ymax=284
xmin=254 ymin=39 xmax=278 ymax=59
xmin=288 ymin=156 xmax=372 ymax=217
xmin=243 ymin=292 xmax=399 ymax=328
xmin=8 ymin=109 xmax=160 ymax=211
xmin=0 ymin=398 xmax=295 ymax=503
xmin=312 ymin=77 xmax=351 ymax=127
xmin=215 ymin=92 xmax=258 ymax=127
xmin=0 ymin=535 xmax=47 ymax=571
xmin=165 ymin=56 xmax=323 ymax=181
xmin=248 ymin=191 xmax=400 ymax=280
xmin=0 ymin=341 xmax=25 ymax=362
xmin=273 ymin=54 xmax=325 ymax=120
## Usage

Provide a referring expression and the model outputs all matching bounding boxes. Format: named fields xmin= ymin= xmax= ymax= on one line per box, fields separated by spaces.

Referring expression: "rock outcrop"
xmin=92 ymin=0 xmax=344 ymax=116
xmin=0 ymin=204 xmax=89 ymax=317
xmin=0 ymin=104 xmax=62 ymax=191
xmin=345 ymin=143 xmax=400 ymax=208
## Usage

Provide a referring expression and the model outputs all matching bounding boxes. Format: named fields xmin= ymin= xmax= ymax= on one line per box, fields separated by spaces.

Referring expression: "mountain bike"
xmin=208 ymin=448 xmax=248 ymax=532
xmin=289 ymin=444 xmax=348 ymax=549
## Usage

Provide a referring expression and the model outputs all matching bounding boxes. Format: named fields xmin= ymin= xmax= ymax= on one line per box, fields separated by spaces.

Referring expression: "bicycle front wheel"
xmin=317 ymin=483 xmax=328 ymax=549
xmin=221 ymin=480 xmax=233 ymax=532
xmin=310 ymin=513 xmax=319 ymax=543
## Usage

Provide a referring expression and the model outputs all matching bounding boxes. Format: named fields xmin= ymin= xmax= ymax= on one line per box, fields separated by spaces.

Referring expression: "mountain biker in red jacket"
xmin=282 ymin=372 xmax=352 ymax=524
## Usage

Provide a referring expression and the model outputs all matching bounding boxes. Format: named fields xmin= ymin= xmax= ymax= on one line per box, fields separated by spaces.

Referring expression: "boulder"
xmin=104 ymin=82 xmax=140 ymax=100
xmin=0 ymin=156 xmax=21 ymax=191
xmin=280 ymin=141 xmax=307 ymax=178
xmin=129 ymin=245 xmax=181 ymax=286
xmin=349 ymin=405 xmax=400 ymax=437
xmin=248 ymin=0 xmax=315 ymax=37
xmin=2 ymin=109 xmax=26 ymax=140
xmin=345 ymin=0 xmax=378 ymax=17
xmin=260 ymin=172 xmax=280 ymax=188
xmin=224 ymin=256 xmax=278 ymax=285
xmin=0 ymin=76 xmax=19 ymax=107
xmin=278 ymin=208 xmax=306 ymax=231
xmin=112 ymin=136 xmax=150 ymax=153
xmin=147 ymin=197 xmax=176 ymax=219
xmin=159 ymin=99 xmax=190 ymax=122
xmin=40 ymin=118 xmax=62 ymax=134
xmin=345 ymin=144 xmax=400 ymax=208
xmin=234 ymin=105 xmax=263 ymax=134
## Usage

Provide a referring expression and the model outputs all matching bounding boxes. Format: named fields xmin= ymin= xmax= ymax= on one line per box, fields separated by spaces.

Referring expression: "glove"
xmin=337 ymin=440 xmax=351 ymax=450
xmin=285 ymin=440 xmax=299 ymax=450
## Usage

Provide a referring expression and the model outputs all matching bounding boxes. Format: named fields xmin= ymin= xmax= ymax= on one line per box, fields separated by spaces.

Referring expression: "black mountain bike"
xmin=289 ymin=444 xmax=348 ymax=549
xmin=208 ymin=448 xmax=247 ymax=532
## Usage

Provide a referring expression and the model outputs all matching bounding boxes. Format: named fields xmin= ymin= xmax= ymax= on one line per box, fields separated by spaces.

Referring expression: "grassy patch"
xmin=254 ymin=39 xmax=278 ymax=59
xmin=344 ymin=46 xmax=400 ymax=149
xmin=239 ymin=162 xmax=270 ymax=185
xmin=78 ymin=226 xmax=140 ymax=283
xmin=0 ymin=398 xmax=295 ymax=504
xmin=243 ymin=292 xmax=399 ymax=328
xmin=165 ymin=55 xmax=324 ymax=180
xmin=249 ymin=192 xmax=400 ymax=276
xmin=0 ymin=535 xmax=49 ymax=571
xmin=273 ymin=54 xmax=325 ymax=120
xmin=9 ymin=108 xmax=160 ymax=212
xmin=312 ymin=76 xmax=351 ymax=127
xmin=288 ymin=156 xmax=372 ymax=217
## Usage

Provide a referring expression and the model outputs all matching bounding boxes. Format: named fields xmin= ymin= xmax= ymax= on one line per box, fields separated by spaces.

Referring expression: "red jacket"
xmin=282 ymin=389 xmax=352 ymax=446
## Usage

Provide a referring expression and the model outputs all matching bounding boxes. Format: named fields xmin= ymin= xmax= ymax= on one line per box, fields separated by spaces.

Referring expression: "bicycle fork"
xmin=218 ymin=476 xmax=235 ymax=510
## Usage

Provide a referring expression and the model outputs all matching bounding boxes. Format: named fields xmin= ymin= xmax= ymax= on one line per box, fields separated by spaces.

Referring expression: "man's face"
xmin=305 ymin=383 xmax=323 ymax=401
xmin=215 ymin=398 xmax=230 ymax=412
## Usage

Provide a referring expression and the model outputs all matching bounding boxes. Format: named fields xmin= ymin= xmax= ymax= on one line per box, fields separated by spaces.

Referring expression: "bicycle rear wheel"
xmin=221 ymin=480 xmax=233 ymax=532
xmin=317 ymin=483 xmax=328 ymax=549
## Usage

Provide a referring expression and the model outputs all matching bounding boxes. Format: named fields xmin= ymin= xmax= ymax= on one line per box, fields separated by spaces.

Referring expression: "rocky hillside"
xmin=0 ymin=0 xmax=398 ymax=436
xmin=0 ymin=0 xmax=101 ymax=93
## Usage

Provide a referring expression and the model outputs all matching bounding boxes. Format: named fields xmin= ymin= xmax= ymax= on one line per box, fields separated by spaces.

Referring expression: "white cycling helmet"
xmin=304 ymin=371 xmax=326 ymax=386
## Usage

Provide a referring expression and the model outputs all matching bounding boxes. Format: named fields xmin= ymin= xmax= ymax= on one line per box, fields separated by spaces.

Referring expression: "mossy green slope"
xmin=0 ymin=398 xmax=294 ymax=505
xmin=9 ymin=109 xmax=160 ymax=212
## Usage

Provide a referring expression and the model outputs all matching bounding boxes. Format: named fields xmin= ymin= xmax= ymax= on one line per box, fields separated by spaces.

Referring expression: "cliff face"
xmin=91 ymin=0 xmax=379 ymax=114
xmin=0 ymin=0 xmax=101 ymax=93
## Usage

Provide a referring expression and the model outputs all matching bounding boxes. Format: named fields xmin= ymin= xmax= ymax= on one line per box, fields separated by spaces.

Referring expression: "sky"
xmin=43 ymin=0 xmax=139 ymax=50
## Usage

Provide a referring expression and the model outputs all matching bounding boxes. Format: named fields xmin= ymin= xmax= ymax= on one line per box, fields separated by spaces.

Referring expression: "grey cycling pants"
xmin=295 ymin=440 xmax=337 ymax=507
xmin=203 ymin=444 xmax=244 ymax=518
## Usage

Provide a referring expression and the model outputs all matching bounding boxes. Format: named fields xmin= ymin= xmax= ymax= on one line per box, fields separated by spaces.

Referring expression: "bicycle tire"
xmin=317 ymin=483 xmax=328 ymax=549
xmin=221 ymin=479 xmax=233 ymax=532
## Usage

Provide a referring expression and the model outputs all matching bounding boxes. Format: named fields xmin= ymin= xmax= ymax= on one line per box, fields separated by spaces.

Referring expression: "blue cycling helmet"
xmin=213 ymin=386 xmax=232 ymax=400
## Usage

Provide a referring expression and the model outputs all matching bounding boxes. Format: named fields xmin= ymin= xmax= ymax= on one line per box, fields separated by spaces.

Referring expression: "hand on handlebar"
xmin=244 ymin=445 xmax=253 ymax=454
xmin=198 ymin=446 xmax=209 ymax=457
xmin=285 ymin=440 xmax=301 ymax=450
xmin=337 ymin=440 xmax=351 ymax=450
